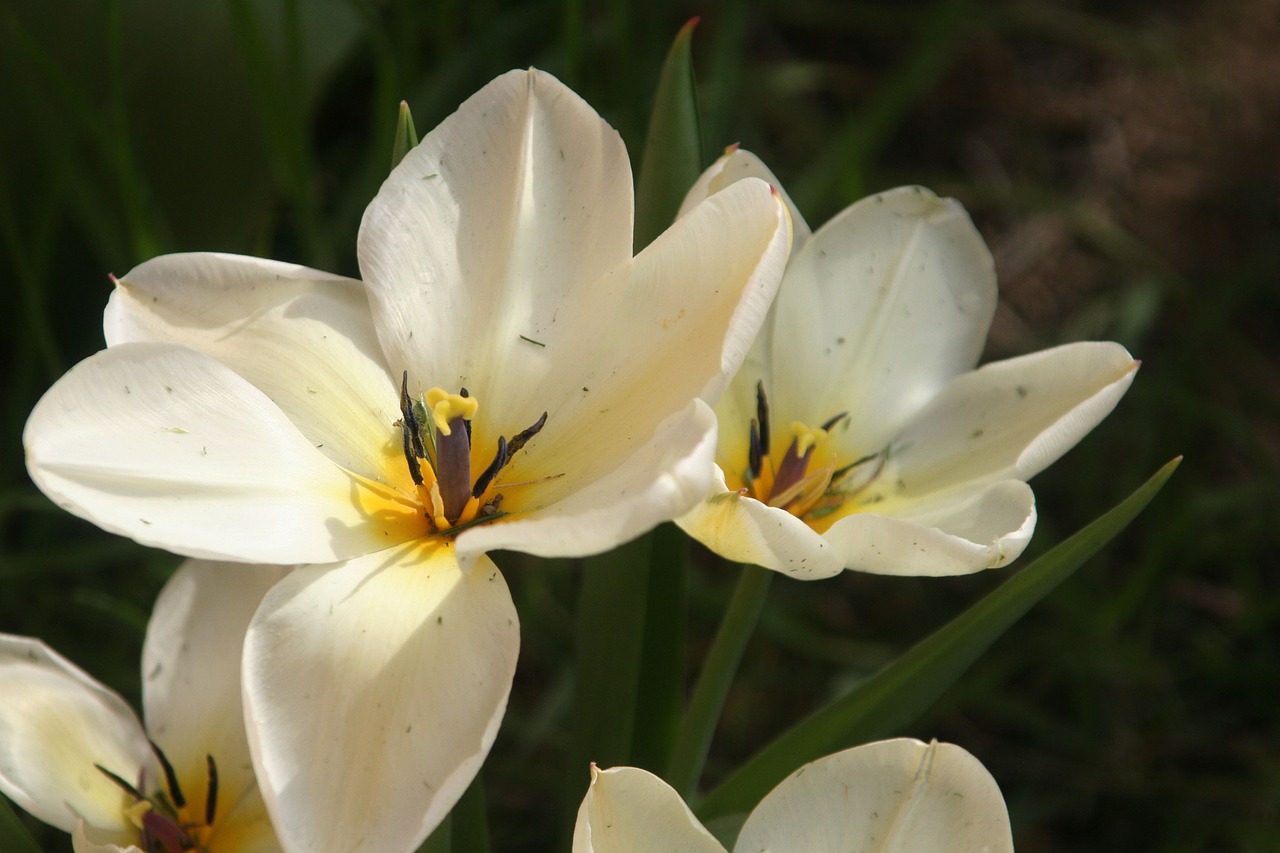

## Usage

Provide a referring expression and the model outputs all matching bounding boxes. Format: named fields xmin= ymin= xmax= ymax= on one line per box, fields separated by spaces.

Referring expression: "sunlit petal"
xmin=889 ymin=342 xmax=1138 ymax=494
xmin=24 ymin=342 xmax=423 ymax=564
xmin=735 ymin=739 xmax=1013 ymax=853
xmin=822 ymin=480 xmax=1036 ymax=576
xmin=676 ymin=471 xmax=844 ymax=580
xmin=359 ymin=68 xmax=633 ymax=408
xmin=771 ymin=186 xmax=997 ymax=454
xmin=459 ymin=400 xmax=718 ymax=564
xmin=678 ymin=147 xmax=811 ymax=245
xmin=142 ymin=559 xmax=292 ymax=814
xmin=0 ymin=637 xmax=152 ymax=837
xmin=573 ymin=766 xmax=725 ymax=853
xmin=480 ymin=177 xmax=788 ymax=507
xmin=105 ymin=253 xmax=400 ymax=485
xmin=243 ymin=545 xmax=519 ymax=853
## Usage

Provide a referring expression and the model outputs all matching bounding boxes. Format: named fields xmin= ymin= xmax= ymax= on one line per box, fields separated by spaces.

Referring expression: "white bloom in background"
xmin=677 ymin=149 xmax=1138 ymax=578
xmin=0 ymin=560 xmax=289 ymax=853
xmin=574 ymin=738 xmax=1014 ymax=853
xmin=23 ymin=71 xmax=790 ymax=852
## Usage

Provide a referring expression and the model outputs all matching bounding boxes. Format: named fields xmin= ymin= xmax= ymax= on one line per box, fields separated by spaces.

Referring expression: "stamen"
xmin=748 ymin=419 xmax=764 ymax=479
xmin=506 ymin=411 xmax=548 ymax=457
xmin=205 ymin=754 xmax=219 ymax=827
xmin=149 ymin=740 xmax=185 ymax=809
xmin=472 ymin=436 xmax=508 ymax=499
xmin=95 ymin=764 xmax=144 ymax=801
xmin=820 ymin=411 xmax=849 ymax=432
xmin=399 ymin=374 xmax=425 ymax=486
xmin=755 ymin=381 xmax=771 ymax=456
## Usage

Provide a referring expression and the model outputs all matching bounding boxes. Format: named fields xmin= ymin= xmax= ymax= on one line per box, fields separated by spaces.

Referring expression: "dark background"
xmin=1 ymin=0 xmax=1276 ymax=850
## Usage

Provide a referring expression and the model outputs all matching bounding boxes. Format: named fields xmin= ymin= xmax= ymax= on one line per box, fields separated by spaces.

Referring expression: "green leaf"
xmin=391 ymin=100 xmax=420 ymax=170
xmin=0 ymin=796 xmax=41 ymax=853
xmin=696 ymin=457 xmax=1181 ymax=819
xmin=633 ymin=18 xmax=702 ymax=251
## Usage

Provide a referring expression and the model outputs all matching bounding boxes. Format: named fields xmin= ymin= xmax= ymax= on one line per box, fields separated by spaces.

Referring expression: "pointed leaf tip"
xmin=391 ymin=101 xmax=420 ymax=171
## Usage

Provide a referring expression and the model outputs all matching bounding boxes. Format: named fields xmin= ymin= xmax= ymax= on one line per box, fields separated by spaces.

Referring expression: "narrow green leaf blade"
xmin=391 ymin=100 xmax=420 ymax=170
xmin=634 ymin=18 xmax=702 ymax=251
xmin=697 ymin=457 xmax=1181 ymax=819
xmin=0 ymin=797 xmax=41 ymax=853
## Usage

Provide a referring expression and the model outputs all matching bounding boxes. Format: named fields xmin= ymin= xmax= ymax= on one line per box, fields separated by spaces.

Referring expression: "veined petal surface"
xmin=573 ymin=766 xmax=725 ymax=853
xmin=142 ymin=560 xmax=292 ymax=815
xmin=105 ymin=253 xmax=401 ymax=485
xmin=24 ymin=342 xmax=422 ymax=564
xmin=769 ymin=186 xmax=996 ymax=455
xmin=243 ymin=544 xmax=519 ymax=853
xmin=0 ymin=637 xmax=153 ymax=837
xmin=359 ymin=68 xmax=633 ymax=419
xmin=736 ymin=739 xmax=1013 ymax=853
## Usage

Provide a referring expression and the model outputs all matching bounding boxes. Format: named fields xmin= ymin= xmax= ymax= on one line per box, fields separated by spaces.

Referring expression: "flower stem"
xmin=665 ymin=564 xmax=773 ymax=799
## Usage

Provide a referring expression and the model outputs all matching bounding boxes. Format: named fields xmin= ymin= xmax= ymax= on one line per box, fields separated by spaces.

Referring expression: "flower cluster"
xmin=6 ymin=67 xmax=1133 ymax=852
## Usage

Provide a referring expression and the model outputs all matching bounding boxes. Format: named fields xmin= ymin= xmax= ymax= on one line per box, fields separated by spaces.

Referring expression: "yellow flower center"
xmin=730 ymin=381 xmax=884 ymax=530
xmin=397 ymin=373 xmax=547 ymax=536
xmin=98 ymin=745 xmax=219 ymax=853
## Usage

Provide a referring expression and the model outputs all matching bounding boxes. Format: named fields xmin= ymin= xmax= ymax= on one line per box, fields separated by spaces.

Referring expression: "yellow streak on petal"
xmin=341 ymin=469 xmax=431 ymax=543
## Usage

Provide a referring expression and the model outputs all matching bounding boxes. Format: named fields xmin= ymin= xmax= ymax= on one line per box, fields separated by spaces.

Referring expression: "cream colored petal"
xmin=888 ymin=342 xmax=1138 ymax=494
xmin=821 ymin=480 xmax=1036 ymax=576
xmin=471 ymin=177 xmax=788 ymax=516
xmin=72 ymin=822 xmax=144 ymax=853
xmin=770 ymin=186 xmax=996 ymax=455
xmin=104 ymin=252 xmax=400 ymax=484
xmin=24 ymin=343 xmax=424 ymax=564
xmin=734 ymin=738 xmax=1013 ymax=853
xmin=675 ymin=468 xmax=844 ymax=580
xmin=142 ymin=560 xmax=292 ymax=816
xmin=457 ymin=400 xmax=718 ymax=566
xmin=358 ymin=68 xmax=633 ymax=405
xmin=0 ymin=637 xmax=152 ymax=837
xmin=573 ymin=766 xmax=725 ymax=853
xmin=678 ymin=147 xmax=812 ymax=245
xmin=243 ymin=545 xmax=519 ymax=853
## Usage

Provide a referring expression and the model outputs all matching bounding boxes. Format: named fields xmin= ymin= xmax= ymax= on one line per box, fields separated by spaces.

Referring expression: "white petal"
xmin=142 ymin=559 xmax=292 ymax=814
xmin=889 ymin=341 xmax=1138 ymax=494
xmin=358 ymin=68 xmax=633 ymax=402
xmin=675 ymin=470 xmax=845 ymax=580
xmin=457 ymin=400 xmax=719 ymax=565
xmin=0 ymin=637 xmax=152 ymax=837
xmin=72 ymin=823 xmax=144 ymax=853
xmin=24 ymin=343 xmax=425 ymax=564
xmin=770 ymin=186 xmax=996 ymax=454
xmin=466 ymin=176 xmax=788 ymax=521
xmin=204 ymin=793 xmax=284 ymax=853
xmin=573 ymin=766 xmax=725 ymax=853
xmin=678 ymin=147 xmax=812 ymax=245
xmin=734 ymin=739 xmax=1013 ymax=853
xmin=104 ymin=253 xmax=401 ymax=485
xmin=243 ymin=545 xmax=519 ymax=853
xmin=821 ymin=480 xmax=1037 ymax=576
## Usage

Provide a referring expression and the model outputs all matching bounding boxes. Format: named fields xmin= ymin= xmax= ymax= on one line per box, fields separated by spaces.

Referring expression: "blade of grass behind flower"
xmin=633 ymin=18 xmax=702 ymax=251
xmin=695 ymin=457 xmax=1181 ymax=820
xmin=0 ymin=797 xmax=40 ymax=853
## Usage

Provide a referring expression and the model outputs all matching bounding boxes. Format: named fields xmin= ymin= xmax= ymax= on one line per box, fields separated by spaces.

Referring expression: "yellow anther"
xmin=125 ymin=799 xmax=152 ymax=829
xmin=425 ymin=388 xmax=478 ymax=435
xmin=789 ymin=421 xmax=827 ymax=457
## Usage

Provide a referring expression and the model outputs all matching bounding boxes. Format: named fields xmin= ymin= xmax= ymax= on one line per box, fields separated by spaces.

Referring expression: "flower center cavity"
xmin=97 ymin=744 xmax=219 ymax=853
xmin=736 ymin=381 xmax=884 ymax=525
xmin=397 ymin=372 xmax=546 ymax=535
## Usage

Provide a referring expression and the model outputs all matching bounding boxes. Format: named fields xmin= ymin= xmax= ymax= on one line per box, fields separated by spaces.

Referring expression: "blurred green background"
xmin=1 ymin=0 xmax=1276 ymax=850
